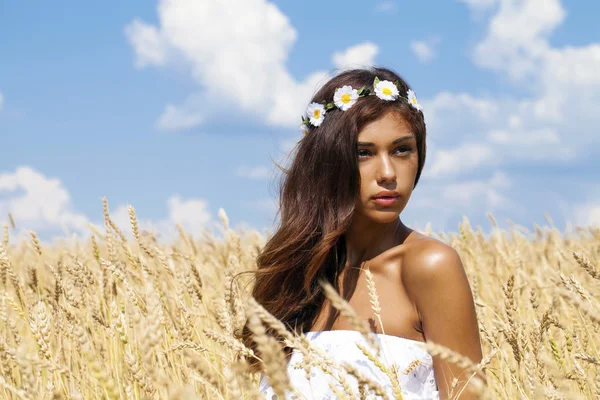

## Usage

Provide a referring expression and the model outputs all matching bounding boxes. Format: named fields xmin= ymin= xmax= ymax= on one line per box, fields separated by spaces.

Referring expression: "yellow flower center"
xmin=382 ymin=87 xmax=393 ymax=96
xmin=341 ymin=93 xmax=352 ymax=104
xmin=411 ymin=97 xmax=418 ymax=105
xmin=313 ymin=109 xmax=321 ymax=119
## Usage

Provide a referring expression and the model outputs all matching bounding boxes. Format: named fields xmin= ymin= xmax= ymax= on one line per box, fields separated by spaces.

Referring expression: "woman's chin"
xmin=365 ymin=209 xmax=402 ymax=222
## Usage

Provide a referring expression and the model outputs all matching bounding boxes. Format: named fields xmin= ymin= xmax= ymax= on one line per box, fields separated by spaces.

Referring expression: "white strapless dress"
xmin=258 ymin=330 xmax=440 ymax=399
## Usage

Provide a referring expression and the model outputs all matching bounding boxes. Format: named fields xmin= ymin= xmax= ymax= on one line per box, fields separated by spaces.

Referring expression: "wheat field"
xmin=0 ymin=198 xmax=599 ymax=399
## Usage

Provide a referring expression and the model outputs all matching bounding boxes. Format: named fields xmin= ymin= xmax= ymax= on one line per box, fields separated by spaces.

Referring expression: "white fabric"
xmin=258 ymin=330 xmax=440 ymax=399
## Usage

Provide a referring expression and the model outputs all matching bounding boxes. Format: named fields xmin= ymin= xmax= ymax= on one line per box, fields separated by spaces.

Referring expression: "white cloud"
xmin=441 ymin=171 xmax=511 ymax=208
xmin=471 ymin=0 xmax=565 ymax=81
xmin=332 ymin=42 xmax=379 ymax=71
xmin=409 ymin=38 xmax=440 ymax=63
xmin=425 ymin=0 xmax=600 ymax=170
xmin=0 ymin=166 xmax=216 ymax=241
xmin=125 ymin=18 xmax=168 ymax=68
xmin=0 ymin=167 xmax=89 ymax=237
xmin=0 ymin=92 xmax=4 ymax=110
xmin=125 ymin=0 xmax=338 ymax=131
xmin=167 ymin=195 xmax=213 ymax=233
xmin=463 ymin=0 xmax=600 ymax=129
xmin=425 ymin=92 xmax=500 ymax=130
xmin=375 ymin=1 xmax=398 ymax=13
xmin=426 ymin=143 xmax=496 ymax=178
xmin=234 ymin=165 xmax=271 ymax=180
xmin=156 ymin=103 xmax=204 ymax=131
xmin=573 ymin=203 xmax=600 ymax=227
xmin=405 ymin=0 xmax=600 ymax=232
xmin=424 ymin=91 xmax=578 ymax=163
xmin=404 ymin=170 xmax=515 ymax=230
xmin=487 ymin=127 xmax=559 ymax=146
xmin=110 ymin=195 xmax=215 ymax=239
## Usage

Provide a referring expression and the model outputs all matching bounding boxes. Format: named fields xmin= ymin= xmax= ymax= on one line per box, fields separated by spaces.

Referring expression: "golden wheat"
xmin=0 ymin=204 xmax=598 ymax=399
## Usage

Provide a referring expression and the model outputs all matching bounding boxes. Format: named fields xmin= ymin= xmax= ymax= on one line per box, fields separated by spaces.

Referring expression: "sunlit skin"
xmin=314 ymin=110 xmax=486 ymax=399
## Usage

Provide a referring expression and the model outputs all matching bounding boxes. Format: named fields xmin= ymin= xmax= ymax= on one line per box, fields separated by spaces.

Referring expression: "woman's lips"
xmin=372 ymin=196 xmax=399 ymax=206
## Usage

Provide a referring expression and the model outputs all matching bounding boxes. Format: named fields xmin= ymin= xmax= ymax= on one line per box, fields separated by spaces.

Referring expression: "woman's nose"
xmin=376 ymin=156 xmax=396 ymax=183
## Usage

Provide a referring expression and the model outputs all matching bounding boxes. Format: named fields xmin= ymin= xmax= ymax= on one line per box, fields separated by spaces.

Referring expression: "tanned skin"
xmin=310 ymin=110 xmax=486 ymax=399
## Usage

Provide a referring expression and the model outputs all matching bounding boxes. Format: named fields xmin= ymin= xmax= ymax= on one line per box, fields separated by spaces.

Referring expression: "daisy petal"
xmin=333 ymin=85 xmax=359 ymax=111
xmin=406 ymin=89 xmax=423 ymax=111
xmin=306 ymin=102 xmax=326 ymax=126
xmin=374 ymin=80 xmax=399 ymax=101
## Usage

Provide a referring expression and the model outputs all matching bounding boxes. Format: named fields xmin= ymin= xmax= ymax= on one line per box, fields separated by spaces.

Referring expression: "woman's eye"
xmin=357 ymin=147 xmax=411 ymax=158
xmin=395 ymin=146 xmax=411 ymax=154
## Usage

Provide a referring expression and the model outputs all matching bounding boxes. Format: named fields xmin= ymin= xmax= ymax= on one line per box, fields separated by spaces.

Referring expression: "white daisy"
xmin=299 ymin=123 xmax=309 ymax=135
xmin=333 ymin=85 xmax=359 ymax=111
xmin=306 ymin=102 xmax=326 ymax=126
xmin=406 ymin=89 xmax=423 ymax=111
xmin=374 ymin=80 xmax=399 ymax=101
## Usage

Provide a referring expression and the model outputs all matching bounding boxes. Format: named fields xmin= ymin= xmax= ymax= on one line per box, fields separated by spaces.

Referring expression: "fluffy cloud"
xmin=332 ymin=42 xmax=379 ymax=71
xmin=424 ymin=0 xmax=600 ymax=177
xmin=125 ymin=19 xmax=168 ymax=68
xmin=0 ymin=166 xmax=216 ymax=241
xmin=472 ymin=0 xmax=565 ymax=80
xmin=426 ymin=143 xmax=496 ymax=178
xmin=405 ymin=170 xmax=514 ymax=230
xmin=404 ymin=0 xmax=599 ymax=230
xmin=0 ymin=92 xmax=4 ymax=111
xmin=467 ymin=0 xmax=600 ymax=129
xmin=125 ymin=0 xmax=342 ymax=131
xmin=573 ymin=203 xmax=600 ymax=227
xmin=107 ymin=195 xmax=215 ymax=240
xmin=0 ymin=167 xmax=88 ymax=237
xmin=487 ymin=120 xmax=558 ymax=145
xmin=424 ymin=92 xmax=500 ymax=137
xmin=441 ymin=171 xmax=511 ymax=209
xmin=167 ymin=196 xmax=213 ymax=233
xmin=156 ymin=103 xmax=204 ymax=132
xmin=409 ymin=38 xmax=440 ymax=63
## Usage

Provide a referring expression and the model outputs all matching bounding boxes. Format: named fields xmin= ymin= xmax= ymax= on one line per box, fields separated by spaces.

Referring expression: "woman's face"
xmin=355 ymin=110 xmax=419 ymax=223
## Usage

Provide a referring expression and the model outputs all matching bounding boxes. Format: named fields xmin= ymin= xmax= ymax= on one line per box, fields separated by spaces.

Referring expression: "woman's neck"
xmin=343 ymin=217 xmax=410 ymax=268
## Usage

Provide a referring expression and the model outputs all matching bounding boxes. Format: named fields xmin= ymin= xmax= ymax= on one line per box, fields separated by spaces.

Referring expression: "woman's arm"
xmin=403 ymin=240 xmax=485 ymax=400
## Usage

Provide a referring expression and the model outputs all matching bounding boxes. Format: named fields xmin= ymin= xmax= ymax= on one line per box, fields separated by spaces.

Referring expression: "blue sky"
xmin=1 ymin=0 xmax=599 ymax=241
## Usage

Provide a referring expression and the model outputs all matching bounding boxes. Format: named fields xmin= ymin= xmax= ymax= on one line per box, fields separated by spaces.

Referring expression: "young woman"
xmin=239 ymin=67 xmax=484 ymax=399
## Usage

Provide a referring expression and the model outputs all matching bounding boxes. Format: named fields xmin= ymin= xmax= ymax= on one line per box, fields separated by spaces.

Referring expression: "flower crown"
xmin=300 ymin=76 xmax=423 ymax=135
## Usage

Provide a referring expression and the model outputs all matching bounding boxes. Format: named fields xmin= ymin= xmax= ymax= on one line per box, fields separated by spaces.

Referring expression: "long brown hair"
xmin=237 ymin=66 xmax=427 ymax=372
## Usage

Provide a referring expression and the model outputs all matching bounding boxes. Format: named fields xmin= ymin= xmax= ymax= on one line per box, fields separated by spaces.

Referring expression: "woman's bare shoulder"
xmin=398 ymin=232 xmax=464 ymax=289
xmin=399 ymin=231 xmax=456 ymax=258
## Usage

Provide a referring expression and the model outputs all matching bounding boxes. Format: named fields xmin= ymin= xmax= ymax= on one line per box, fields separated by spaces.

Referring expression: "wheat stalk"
xmin=0 ymin=206 xmax=597 ymax=399
xmin=319 ymin=279 xmax=381 ymax=354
